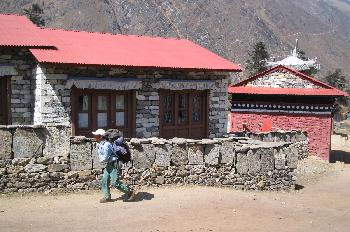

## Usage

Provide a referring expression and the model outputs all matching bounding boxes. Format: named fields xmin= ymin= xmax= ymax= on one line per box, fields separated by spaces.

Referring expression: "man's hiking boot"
xmin=99 ymin=198 xmax=112 ymax=203
xmin=125 ymin=190 xmax=136 ymax=201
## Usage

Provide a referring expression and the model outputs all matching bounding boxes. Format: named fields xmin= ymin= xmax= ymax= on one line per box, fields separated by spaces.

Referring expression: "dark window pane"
xmin=178 ymin=110 xmax=188 ymax=124
xmin=192 ymin=109 xmax=201 ymax=122
xmin=178 ymin=94 xmax=187 ymax=109
xmin=116 ymin=95 xmax=125 ymax=110
xmin=164 ymin=110 xmax=172 ymax=123
xmin=163 ymin=95 xmax=172 ymax=109
xmin=192 ymin=94 xmax=201 ymax=109
xmin=97 ymin=95 xmax=108 ymax=110
xmin=78 ymin=95 xmax=89 ymax=111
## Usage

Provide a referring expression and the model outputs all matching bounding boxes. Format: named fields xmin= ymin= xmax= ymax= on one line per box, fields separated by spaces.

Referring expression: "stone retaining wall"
xmin=241 ymin=131 xmax=309 ymax=160
xmin=0 ymin=125 xmax=307 ymax=193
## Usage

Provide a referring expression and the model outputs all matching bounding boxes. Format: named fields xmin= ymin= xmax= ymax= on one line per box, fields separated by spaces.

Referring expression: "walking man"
xmin=92 ymin=129 xmax=135 ymax=203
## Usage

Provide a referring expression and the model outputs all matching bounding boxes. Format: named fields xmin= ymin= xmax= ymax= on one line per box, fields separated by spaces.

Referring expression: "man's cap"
xmin=92 ymin=129 xmax=107 ymax=136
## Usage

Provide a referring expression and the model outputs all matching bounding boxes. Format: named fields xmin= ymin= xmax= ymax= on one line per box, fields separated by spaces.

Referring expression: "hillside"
xmin=1 ymin=0 xmax=350 ymax=81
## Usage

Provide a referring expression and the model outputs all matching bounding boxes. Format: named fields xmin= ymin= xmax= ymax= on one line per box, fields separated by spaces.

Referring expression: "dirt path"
xmin=1 ymin=161 xmax=350 ymax=232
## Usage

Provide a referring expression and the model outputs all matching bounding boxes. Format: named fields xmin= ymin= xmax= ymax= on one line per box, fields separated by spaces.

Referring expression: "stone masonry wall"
xmin=246 ymin=70 xmax=320 ymax=89
xmin=0 ymin=125 xmax=307 ymax=193
xmin=38 ymin=64 xmax=230 ymax=138
xmin=242 ymin=131 xmax=309 ymax=160
xmin=0 ymin=48 xmax=37 ymax=124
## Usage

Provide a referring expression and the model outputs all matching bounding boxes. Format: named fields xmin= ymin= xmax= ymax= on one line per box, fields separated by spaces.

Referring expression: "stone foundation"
xmin=0 ymin=125 xmax=308 ymax=193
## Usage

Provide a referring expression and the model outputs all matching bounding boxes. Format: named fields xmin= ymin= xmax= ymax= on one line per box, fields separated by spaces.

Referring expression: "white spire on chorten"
xmin=266 ymin=39 xmax=320 ymax=71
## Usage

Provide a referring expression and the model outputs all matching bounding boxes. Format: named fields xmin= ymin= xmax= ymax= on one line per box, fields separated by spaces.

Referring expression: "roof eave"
xmin=34 ymin=61 xmax=243 ymax=73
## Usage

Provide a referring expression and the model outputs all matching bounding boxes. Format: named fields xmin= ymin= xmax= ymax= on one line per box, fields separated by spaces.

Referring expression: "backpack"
xmin=117 ymin=142 xmax=132 ymax=164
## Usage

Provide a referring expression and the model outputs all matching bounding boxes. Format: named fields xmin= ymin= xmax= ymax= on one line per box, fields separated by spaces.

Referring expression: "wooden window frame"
xmin=71 ymin=87 xmax=136 ymax=138
xmin=0 ymin=76 xmax=11 ymax=125
xmin=159 ymin=89 xmax=209 ymax=139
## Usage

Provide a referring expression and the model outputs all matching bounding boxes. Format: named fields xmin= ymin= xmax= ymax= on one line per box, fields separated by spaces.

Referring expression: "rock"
xmin=274 ymin=148 xmax=287 ymax=170
xmin=47 ymin=164 xmax=68 ymax=172
xmin=236 ymin=152 xmax=248 ymax=174
xmin=66 ymin=171 xmax=79 ymax=179
xmin=14 ymin=182 xmax=31 ymax=188
xmin=91 ymin=142 xmax=104 ymax=170
xmin=49 ymin=172 xmax=65 ymax=180
xmin=260 ymin=148 xmax=274 ymax=172
xmin=151 ymin=137 xmax=167 ymax=145
xmin=247 ymin=149 xmax=261 ymax=174
xmin=204 ymin=144 xmax=220 ymax=165
xmin=43 ymin=126 xmax=70 ymax=157
xmin=171 ymin=144 xmax=188 ymax=166
xmin=171 ymin=137 xmax=187 ymax=144
xmin=132 ymin=144 xmax=155 ymax=169
xmin=188 ymin=144 xmax=204 ymax=165
xmin=70 ymin=141 xmax=92 ymax=171
xmin=155 ymin=175 xmax=165 ymax=184
xmin=220 ymin=142 xmax=235 ymax=164
xmin=154 ymin=144 xmax=171 ymax=167
xmin=36 ymin=156 xmax=52 ymax=165
xmin=0 ymin=168 xmax=6 ymax=176
xmin=286 ymin=146 xmax=298 ymax=169
xmin=44 ymin=189 xmax=52 ymax=195
xmin=13 ymin=128 xmax=45 ymax=158
xmin=24 ymin=163 xmax=46 ymax=173
xmin=11 ymin=158 xmax=31 ymax=166
xmin=257 ymin=180 xmax=265 ymax=189
xmin=6 ymin=166 xmax=24 ymax=174
xmin=0 ymin=129 xmax=12 ymax=159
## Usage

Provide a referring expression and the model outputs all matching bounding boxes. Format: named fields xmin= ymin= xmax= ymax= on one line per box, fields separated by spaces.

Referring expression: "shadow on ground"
xmin=115 ymin=192 xmax=155 ymax=202
xmin=330 ymin=150 xmax=350 ymax=164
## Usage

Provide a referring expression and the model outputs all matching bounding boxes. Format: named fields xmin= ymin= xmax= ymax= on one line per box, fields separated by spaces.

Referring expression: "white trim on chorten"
xmin=266 ymin=39 xmax=320 ymax=71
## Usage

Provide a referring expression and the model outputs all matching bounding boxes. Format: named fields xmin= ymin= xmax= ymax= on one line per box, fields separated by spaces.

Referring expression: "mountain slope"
xmin=1 ymin=0 xmax=349 ymax=80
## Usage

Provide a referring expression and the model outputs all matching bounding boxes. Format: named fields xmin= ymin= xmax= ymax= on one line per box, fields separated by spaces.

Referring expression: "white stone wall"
xmin=33 ymin=65 xmax=70 ymax=125
xmin=14 ymin=63 xmax=231 ymax=138
xmin=208 ymin=78 xmax=229 ymax=138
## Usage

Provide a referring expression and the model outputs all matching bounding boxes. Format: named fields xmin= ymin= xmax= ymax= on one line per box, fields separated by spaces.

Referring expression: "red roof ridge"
xmin=0 ymin=13 xmax=25 ymax=17
xmin=229 ymin=65 xmax=349 ymax=97
xmin=41 ymin=27 xmax=188 ymax=42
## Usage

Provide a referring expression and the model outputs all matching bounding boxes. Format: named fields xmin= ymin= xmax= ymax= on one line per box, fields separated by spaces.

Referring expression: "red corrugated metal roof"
xmin=228 ymin=65 xmax=349 ymax=97
xmin=0 ymin=14 xmax=241 ymax=71
xmin=228 ymin=86 xmax=348 ymax=96
xmin=29 ymin=28 xmax=241 ymax=71
xmin=0 ymin=14 xmax=53 ymax=47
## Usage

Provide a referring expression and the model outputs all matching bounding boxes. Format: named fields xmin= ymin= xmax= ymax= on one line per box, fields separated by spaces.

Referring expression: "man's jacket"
xmin=98 ymin=140 xmax=117 ymax=163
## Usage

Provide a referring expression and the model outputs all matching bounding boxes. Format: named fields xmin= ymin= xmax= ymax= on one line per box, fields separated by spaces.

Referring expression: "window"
xmin=71 ymin=88 xmax=135 ymax=137
xmin=0 ymin=77 xmax=10 ymax=125
xmin=159 ymin=90 xmax=208 ymax=139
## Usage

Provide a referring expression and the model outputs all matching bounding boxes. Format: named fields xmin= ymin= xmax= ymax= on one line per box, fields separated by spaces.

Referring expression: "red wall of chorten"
xmin=231 ymin=112 xmax=332 ymax=161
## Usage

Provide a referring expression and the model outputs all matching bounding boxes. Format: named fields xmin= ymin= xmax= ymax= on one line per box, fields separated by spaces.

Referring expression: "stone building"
xmin=0 ymin=14 xmax=241 ymax=139
xmin=229 ymin=65 xmax=348 ymax=161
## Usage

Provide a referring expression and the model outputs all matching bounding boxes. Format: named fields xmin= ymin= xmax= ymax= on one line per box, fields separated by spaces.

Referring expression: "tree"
xmin=325 ymin=69 xmax=347 ymax=91
xmin=23 ymin=3 xmax=45 ymax=27
xmin=297 ymin=50 xmax=318 ymax=76
xmin=246 ymin=42 xmax=269 ymax=75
